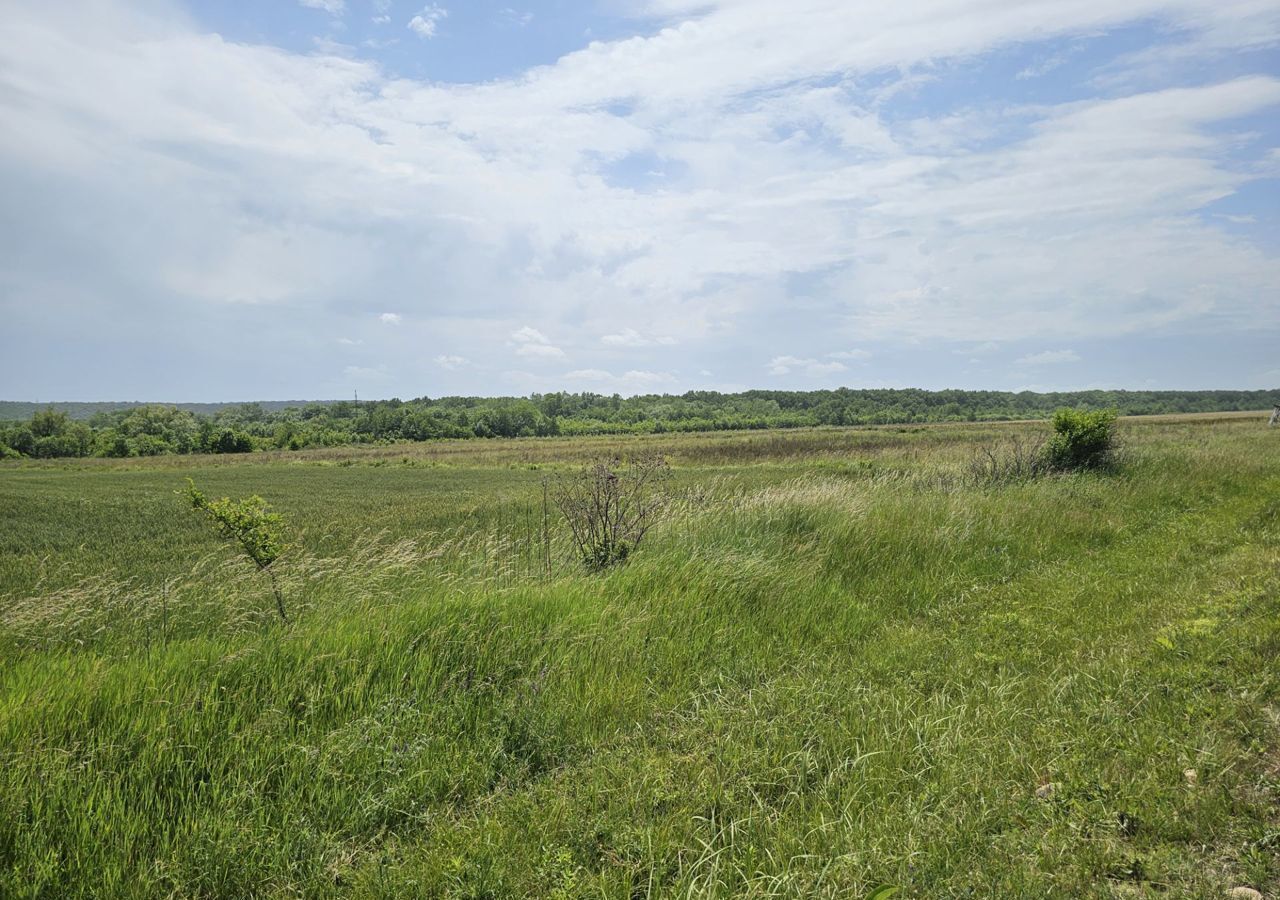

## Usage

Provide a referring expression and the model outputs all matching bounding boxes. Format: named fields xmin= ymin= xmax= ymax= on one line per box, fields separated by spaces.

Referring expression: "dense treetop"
xmin=1 ymin=388 xmax=1275 ymax=459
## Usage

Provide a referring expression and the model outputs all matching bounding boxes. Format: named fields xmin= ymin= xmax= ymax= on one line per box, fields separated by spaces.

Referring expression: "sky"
xmin=0 ymin=0 xmax=1277 ymax=402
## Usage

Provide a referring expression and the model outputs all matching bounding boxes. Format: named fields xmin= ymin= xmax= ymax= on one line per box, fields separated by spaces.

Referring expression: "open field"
xmin=1 ymin=414 xmax=1278 ymax=897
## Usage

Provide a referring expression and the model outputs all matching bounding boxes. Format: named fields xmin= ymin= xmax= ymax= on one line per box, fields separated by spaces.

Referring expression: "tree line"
xmin=1 ymin=388 xmax=1275 ymax=459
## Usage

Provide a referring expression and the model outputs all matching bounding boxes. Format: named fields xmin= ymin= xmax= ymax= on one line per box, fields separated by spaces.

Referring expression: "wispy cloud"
xmin=1016 ymin=349 xmax=1082 ymax=365
xmin=601 ymin=328 xmax=678 ymax=347
xmin=407 ymin=4 xmax=447 ymax=38
xmin=1016 ymin=50 xmax=1072 ymax=80
xmin=312 ymin=37 xmax=354 ymax=56
xmin=0 ymin=0 xmax=1277 ymax=399
xmin=768 ymin=356 xmax=848 ymax=377
xmin=299 ymin=0 xmax=345 ymax=14
xmin=510 ymin=327 xmax=566 ymax=360
xmin=563 ymin=368 xmax=677 ymax=391
xmin=498 ymin=8 xmax=534 ymax=28
xmin=379 ymin=312 xmax=402 ymax=325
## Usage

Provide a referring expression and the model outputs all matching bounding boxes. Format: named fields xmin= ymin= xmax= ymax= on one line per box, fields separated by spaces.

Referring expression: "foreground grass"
xmin=1 ymin=417 xmax=1277 ymax=897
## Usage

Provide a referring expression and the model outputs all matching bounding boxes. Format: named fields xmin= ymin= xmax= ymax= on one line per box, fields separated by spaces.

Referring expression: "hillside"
xmin=0 ymin=400 xmax=338 ymax=420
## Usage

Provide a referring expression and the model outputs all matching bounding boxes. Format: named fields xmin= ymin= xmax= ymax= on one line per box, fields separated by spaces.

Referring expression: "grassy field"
xmin=1 ymin=415 xmax=1277 ymax=898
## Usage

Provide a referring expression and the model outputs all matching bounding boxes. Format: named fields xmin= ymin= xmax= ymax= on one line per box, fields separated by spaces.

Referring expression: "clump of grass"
xmin=966 ymin=434 xmax=1050 ymax=485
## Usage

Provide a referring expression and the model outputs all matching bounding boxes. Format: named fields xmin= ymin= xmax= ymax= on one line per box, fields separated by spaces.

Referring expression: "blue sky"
xmin=0 ymin=0 xmax=1277 ymax=401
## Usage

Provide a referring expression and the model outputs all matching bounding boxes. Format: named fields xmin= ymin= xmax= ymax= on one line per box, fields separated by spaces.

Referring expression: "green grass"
xmin=1 ymin=416 xmax=1277 ymax=897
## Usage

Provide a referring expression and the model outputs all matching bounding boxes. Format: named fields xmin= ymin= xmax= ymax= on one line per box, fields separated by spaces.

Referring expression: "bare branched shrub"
xmin=967 ymin=434 xmax=1049 ymax=486
xmin=549 ymin=453 xmax=671 ymax=571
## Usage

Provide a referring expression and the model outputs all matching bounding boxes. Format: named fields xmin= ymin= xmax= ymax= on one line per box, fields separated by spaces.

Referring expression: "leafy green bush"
xmin=1044 ymin=408 xmax=1119 ymax=471
xmin=182 ymin=479 xmax=290 ymax=622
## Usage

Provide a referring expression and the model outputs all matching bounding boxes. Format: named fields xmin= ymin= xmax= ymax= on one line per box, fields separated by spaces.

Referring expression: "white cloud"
xmin=379 ymin=312 xmax=402 ymax=325
xmin=964 ymin=342 xmax=1002 ymax=355
xmin=434 ymin=354 xmax=468 ymax=369
xmin=516 ymin=344 xmax=566 ymax=359
xmin=337 ymin=337 xmax=362 ymax=345
xmin=768 ymin=356 xmax=848 ymax=377
xmin=563 ymin=368 xmax=612 ymax=381
xmin=1016 ymin=51 xmax=1072 ymax=81
xmin=601 ymin=328 xmax=678 ymax=347
xmin=312 ymin=37 xmax=354 ymax=56
xmin=1016 ymin=349 xmax=1082 ymax=365
xmin=0 ymin=0 xmax=1277 ymax=398
xmin=407 ymin=4 xmax=447 ymax=38
xmin=511 ymin=326 xmax=550 ymax=344
xmin=828 ymin=349 xmax=871 ymax=361
xmin=621 ymin=369 xmax=676 ymax=385
xmin=499 ymin=8 xmax=534 ymax=28
xmin=344 ymin=364 xmax=392 ymax=380
xmin=563 ymin=368 xmax=677 ymax=391
xmin=510 ymin=326 xmax=565 ymax=359
xmin=299 ymin=0 xmax=345 ymax=14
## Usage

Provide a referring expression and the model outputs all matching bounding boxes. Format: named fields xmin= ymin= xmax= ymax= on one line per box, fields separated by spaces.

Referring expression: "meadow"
xmin=0 ymin=414 xmax=1277 ymax=898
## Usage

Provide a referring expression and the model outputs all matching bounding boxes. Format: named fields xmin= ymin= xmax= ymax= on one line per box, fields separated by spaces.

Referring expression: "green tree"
xmin=30 ymin=407 xmax=71 ymax=438
xmin=183 ymin=480 xmax=289 ymax=622
xmin=210 ymin=429 xmax=253 ymax=454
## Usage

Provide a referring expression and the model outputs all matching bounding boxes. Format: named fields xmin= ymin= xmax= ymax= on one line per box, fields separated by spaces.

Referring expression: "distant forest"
xmin=1 ymin=389 xmax=1276 ymax=459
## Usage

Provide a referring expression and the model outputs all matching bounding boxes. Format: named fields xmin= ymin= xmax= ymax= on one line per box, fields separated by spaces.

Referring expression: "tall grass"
xmin=0 ymin=416 xmax=1277 ymax=897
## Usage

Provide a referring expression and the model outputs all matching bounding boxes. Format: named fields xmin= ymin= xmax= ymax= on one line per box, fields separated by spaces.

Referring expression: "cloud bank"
xmin=0 ymin=0 xmax=1276 ymax=399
